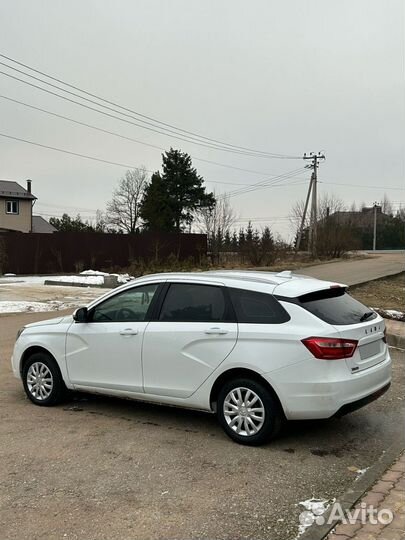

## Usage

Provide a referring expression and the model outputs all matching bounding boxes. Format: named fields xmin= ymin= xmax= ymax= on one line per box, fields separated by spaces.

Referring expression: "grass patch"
xmin=351 ymin=272 xmax=405 ymax=312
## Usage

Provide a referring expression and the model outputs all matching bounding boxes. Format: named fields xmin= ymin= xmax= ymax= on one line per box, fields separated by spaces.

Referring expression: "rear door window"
xmin=159 ymin=283 xmax=231 ymax=322
xmin=229 ymin=288 xmax=290 ymax=324
xmin=296 ymin=288 xmax=377 ymax=325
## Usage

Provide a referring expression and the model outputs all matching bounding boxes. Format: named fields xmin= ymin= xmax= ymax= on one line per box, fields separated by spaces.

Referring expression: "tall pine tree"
xmin=141 ymin=148 xmax=215 ymax=232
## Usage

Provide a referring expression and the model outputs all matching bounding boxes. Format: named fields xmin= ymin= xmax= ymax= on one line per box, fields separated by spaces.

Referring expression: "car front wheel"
xmin=217 ymin=378 xmax=282 ymax=445
xmin=22 ymin=352 xmax=66 ymax=406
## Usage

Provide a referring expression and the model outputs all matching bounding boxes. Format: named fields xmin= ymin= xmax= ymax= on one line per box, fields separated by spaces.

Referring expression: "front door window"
xmin=91 ymin=283 xmax=159 ymax=322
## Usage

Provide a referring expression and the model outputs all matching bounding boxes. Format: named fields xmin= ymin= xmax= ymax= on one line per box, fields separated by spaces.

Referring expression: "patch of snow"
xmin=385 ymin=309 xmax=405 ymax=318
xmin=0 ymin=295 xmax=101 ymax=313
xmin=0 ymin=301 xmax=62 ymax=313
xmin=80 ymin=270 xmax=110 ymax=276
xmin=80 ymin=269 xmax=133 ymax=283
xmin=0 ymin=271 xmax=134 ymax=288
xmin=114 ymin=273 xmax=133 ymax=283
xmin=49 ymin=275 xmax=104 ymax=285
xmin=355 ymin=467 xmax=369 ymax=479
xmin=371 ymin=306 xmax=405 ymax=322
xmin=295 ymin=498 xmax=332 ymax=538
xmin=0 ymin=275 xmax=46 ymax=286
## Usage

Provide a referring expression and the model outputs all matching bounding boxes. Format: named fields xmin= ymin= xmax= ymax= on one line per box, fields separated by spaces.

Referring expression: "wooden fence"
xmin=0 ymin=231 xmax=207 ymax=274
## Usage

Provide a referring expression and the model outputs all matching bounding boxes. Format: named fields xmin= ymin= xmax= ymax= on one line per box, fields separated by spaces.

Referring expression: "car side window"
xmin=229 ymin=288 xmax=290 ymax=324
xmin=159 ymin=283 xmax=229 ymax=322
xmin=91 ymin=283 xmax=159 ymax=322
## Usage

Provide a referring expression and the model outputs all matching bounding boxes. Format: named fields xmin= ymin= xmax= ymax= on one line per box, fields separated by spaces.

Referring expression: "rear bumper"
xmin=264 ymin=349 xmax=392 ymax=420
xmin=333 ymin=382 xmax=391 ymax=417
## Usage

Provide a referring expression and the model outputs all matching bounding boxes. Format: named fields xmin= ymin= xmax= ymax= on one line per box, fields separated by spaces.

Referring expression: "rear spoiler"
xmin=276 ymin=285 xmax=348 ymax=304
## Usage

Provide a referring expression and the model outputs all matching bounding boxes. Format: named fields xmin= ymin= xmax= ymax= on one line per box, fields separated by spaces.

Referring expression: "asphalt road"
xmin=298 ymin=252 xmax=404 ymax=286
xmin=0 ymin=311 xmax=404 ymax=540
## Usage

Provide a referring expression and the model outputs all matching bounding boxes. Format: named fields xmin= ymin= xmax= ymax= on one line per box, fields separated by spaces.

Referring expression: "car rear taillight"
xmin=383 ymin=328 xmax=387 ymax=343
xmin=301 ymin=336 xmax=358 ymax=360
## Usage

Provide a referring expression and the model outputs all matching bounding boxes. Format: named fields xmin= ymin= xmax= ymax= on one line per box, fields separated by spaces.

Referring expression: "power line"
xmin=0 ymin=58 xmax=301 ymax=160
xmin=35 ymin=202 xmax=99 ymax=212
xmin=225 ymin=167 xmax=306 ymax=196
xmin=0 ymin=93 xmax=295 ymax=178
xmin=0 ymin=131 xmax=156 ymax=172
xmin=0 ymin=52 xmax=299 ymax=159
xmin=234 ymin=216 xmax=291 ymax=221
xmin=0 ymin=132 xmax=308 ymax=195
xmin=34 ymin=181 xmax=310 ymax=216
xmin=225 ymin=168 xmax=307 ymax=199
xmin=320 ymin=181 xmax=405 ymax=192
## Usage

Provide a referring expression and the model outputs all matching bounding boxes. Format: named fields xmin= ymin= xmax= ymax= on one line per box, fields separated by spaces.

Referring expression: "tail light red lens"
xmin=302 ymin=336 xmax=358 ymax=359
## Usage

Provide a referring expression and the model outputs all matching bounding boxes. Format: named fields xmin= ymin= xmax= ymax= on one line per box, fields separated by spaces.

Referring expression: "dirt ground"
xmin=0 ymin=310 xmax=404 ymax=540
xmin=351 ymin=273 xmax=405 ymax=312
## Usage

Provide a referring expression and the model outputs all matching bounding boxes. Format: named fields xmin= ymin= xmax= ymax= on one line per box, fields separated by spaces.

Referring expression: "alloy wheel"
xmin=223 ymin=386 xmax=265 ymax=436
xmin=26 ymin=362 xmax=54 ymax=401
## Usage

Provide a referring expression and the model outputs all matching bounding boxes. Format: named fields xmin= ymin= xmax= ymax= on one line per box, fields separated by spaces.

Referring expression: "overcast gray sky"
xmin=0 ymin=0 xmax=404 ymax=240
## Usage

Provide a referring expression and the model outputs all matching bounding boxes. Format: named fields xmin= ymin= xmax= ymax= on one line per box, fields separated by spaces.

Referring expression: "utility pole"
xmin=373 ymin=202 xmax=378 ymax=251
xmin=295 ymin=173 xmax=313 ymax=252
xmin=296 ymin=152 xmax=325 ymax=256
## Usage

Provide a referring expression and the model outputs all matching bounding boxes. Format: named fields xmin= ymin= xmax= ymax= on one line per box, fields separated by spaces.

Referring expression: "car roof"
xmin=116 ymin=270 xmax=346 ymax=299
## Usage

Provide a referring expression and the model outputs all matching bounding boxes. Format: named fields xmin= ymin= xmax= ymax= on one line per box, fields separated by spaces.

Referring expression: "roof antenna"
xmin=276 ymin=270 xmax=293 ymax=278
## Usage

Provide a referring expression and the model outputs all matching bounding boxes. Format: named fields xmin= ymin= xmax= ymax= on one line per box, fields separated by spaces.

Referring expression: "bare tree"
xmin=359 ymin=201 xmax=366 ymax=211
xmin=318 ymin=193 xmax=346 ymax=219
xmin=106 ymin=168 xmax=149 ymax=233
xmin=380 ymin=193 xmax=393 ymax=216
xmin=397 ymin=207 xmax=405 ymax=222
xmin=195 ymin=193 xmax=237 ymax=262
xmin=290 ymin=198 xmax=309 ymax=243
xmin=290 ymin=193 xmax=353 ymax=257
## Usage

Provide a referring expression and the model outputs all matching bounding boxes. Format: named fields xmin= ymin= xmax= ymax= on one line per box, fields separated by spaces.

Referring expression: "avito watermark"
xmin=299 ymin=501 xmax=393 ymax=529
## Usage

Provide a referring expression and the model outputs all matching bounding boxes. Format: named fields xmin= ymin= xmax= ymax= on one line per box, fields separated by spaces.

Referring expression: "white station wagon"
xmin=11 ymin=271 xmax=391 ymax=445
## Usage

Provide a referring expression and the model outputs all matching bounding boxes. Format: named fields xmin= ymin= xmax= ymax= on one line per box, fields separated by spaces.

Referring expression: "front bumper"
xmin=10 ymin=353 xmax=21 ymax=379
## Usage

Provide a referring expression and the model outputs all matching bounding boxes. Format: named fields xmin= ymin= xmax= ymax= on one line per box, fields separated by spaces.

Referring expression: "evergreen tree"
xmin=140 ymin=148 xmax=215 ymax=232
xmin=245 ymin=221 xmax=254 ymax=244
xmin=261 ymin=226 xmax=274 ymax=251
xmin=223 ymin=230 xmax=232 ymax=251
xmin=49 ymin=213 xmax=95 ymax=232
xmin=231 ymin=230 xmax=239 ymax=251
xmin=139 ymin=172 xmax=175 ymax=231
xmin=238 ymin=228 xmax=246 ymax=250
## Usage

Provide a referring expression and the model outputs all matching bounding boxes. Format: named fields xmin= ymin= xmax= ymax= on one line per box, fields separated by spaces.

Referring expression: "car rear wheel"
xmin=217 ymin=378 xmax=282 ymax=445
xmin=22 ymin=352 xmax=66 ymax=406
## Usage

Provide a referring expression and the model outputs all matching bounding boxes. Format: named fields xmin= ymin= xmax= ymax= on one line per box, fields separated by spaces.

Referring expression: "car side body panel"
xmin=12 ymin=319 xmax=74 ymax=387
xmin=11 ymin=271 xmax=392 ymax=423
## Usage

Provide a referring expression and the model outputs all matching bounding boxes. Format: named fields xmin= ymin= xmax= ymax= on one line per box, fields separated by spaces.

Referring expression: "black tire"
xmin=22 ymin=352 xmax=67 ymax=406
xmin=217 ymin=377 xmax=283 ymax=446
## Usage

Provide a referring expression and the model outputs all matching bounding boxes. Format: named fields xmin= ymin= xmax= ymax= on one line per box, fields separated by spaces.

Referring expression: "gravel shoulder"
xmin=350 ymin=272 xmax=405 ymax=312
xmin=0 ymin=311 xmax=404 ymax=540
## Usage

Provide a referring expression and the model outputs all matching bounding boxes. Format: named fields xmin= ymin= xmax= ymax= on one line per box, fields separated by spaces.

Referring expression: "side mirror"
xmin=73 ymin=307 xmax=89 ymax=323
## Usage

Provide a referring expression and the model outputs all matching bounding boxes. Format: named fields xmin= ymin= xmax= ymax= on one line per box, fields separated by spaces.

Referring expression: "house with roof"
xmin=0 ymin=179 xmax=56 ymax=233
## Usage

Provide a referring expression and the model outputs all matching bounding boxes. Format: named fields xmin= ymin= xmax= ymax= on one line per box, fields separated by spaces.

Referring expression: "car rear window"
xmin=229 ymin=288 xmax=290 ymax=324
xmin=296 ymin=287 xmax=377 ymax=325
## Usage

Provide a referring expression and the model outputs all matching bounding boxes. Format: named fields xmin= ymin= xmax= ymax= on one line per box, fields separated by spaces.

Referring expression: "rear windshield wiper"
xmin=360 ymin=311 xmax=375 ymax=322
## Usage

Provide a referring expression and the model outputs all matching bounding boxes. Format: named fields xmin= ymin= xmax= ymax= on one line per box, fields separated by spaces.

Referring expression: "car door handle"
xmin=205 ymin=327 xmax=229 ymax=335
xmin=119 ymin=328 xmax=139 ymax=336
